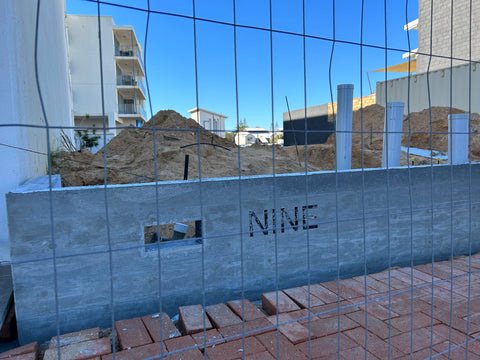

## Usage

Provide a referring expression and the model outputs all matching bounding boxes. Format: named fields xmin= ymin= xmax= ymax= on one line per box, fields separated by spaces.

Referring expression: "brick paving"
xmin=3 ymin=254 xmax=480 ymax=359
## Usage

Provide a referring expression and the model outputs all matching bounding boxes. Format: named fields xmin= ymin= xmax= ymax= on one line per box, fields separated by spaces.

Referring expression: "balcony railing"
xmin=116 ymin=75 xmax=146 ymax=94
xmin=118 ymin=103 xmax=147 ymax=119
xmin=115 ymin=45 xmax=142 ymax=61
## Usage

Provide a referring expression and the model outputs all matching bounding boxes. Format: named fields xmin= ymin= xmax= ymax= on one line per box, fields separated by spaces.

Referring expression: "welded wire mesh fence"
xmin=1 ymin=0 xmax=480 ymax=359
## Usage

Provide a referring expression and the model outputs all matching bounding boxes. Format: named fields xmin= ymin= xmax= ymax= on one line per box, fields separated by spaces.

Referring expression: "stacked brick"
xmin=2 ymin=254 xmax=480 ymax=359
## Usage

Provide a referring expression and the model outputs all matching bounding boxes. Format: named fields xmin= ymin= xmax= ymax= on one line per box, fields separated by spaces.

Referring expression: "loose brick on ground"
xmin=141 ymin=312 xmax=181 ymax=342
xmin=163 ymin=335 xmax=204 ymax=360
xmin=346 ymin=310 xmax=400 ymax=339
xmin=309 ymin=314 xmax=359 ymax=338
xmin=255 ymin=332 xmax=307 ymax=360
xmin=390 ymin=311 xmax=439 ymax=332
xmin=321 ymin=280 xmax=363 ymax=300
xmin=101 ymin=342 xmax=167 ymax=360
xmin=339 ymin=346 xmax=380 ymax=360
xmin=227 ymin=299 xmax=266 ymax=321
xmin=283 ymin=287 xmax=323 ymax=308
xmin=0 ymin=353 xmax=37 ymax=360
xmin=178 ymin=305 xmax=213 ymax=335
xmin=164 ymin=335 xmax=196 ymax=351
xmin=49 ymin=328 xmax=100 ymax=349
xmin=0 ymin=343 xmax=38 ymax=359
xmin=244 ymin=351 xmax=276 ymax=360
xmin=219 ymin=317 xmax=273 ymax=339
xmin=43 ymin=337 xmax=110 ymax=360
xmin=390 ymin=326 xmax=444 ymax=354
xmin=285 ymin=309 xmax=320 ymax=325
xmin=262 ymin=291 xmax=300 ymax=316
xmin=304 ymin=284 xmax=338 ymax=304
xmin=204 ymin=336 xmax=266 ymax=360
xmin=206 ymin=303 xmax=242 ymax=328
xmin=295 ymin=333 xmax=357 ymax=358
xmin=191 ymin=329 xmax=224 ymax=349
xmin=114 ymin=317 xmax=152 ymax=350
xmin=310 ymin=300 xmax=360 ymax=319
xmin=343 ymin=326 xmax=404 ymax=359
xmin=266 ymin=313 xmax=310 ymax=344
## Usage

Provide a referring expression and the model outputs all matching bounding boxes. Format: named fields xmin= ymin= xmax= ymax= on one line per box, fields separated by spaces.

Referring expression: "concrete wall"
xmin=375 ymin=62 xmax=479 ymax=114
xmin=7 ymin=164 xmax=480 ymax=344
xmin=416 ymin=0 xmax=480 ymax=74
xmin=0 ymin=0 xmax=74 ymax=261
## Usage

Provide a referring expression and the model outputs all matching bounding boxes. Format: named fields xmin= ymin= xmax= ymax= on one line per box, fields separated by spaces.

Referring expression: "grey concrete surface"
xmin=6 ymin=164 xmax=480 ymax=344
xmin=0 ymin=264 xmax=12 ymax=331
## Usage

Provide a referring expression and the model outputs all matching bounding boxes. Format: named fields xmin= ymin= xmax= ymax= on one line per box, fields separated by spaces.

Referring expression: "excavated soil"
xmin=53 ymin=106 xmax=480 ymax=187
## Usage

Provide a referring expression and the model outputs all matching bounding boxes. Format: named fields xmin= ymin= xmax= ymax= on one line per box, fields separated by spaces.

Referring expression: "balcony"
xmin=118 ymin=103 xmax=147 ymax=119
xmin=116 ymin=75 xmax=146 ymax=95
xmin=115 ymin=45 xmax=142 ymax=60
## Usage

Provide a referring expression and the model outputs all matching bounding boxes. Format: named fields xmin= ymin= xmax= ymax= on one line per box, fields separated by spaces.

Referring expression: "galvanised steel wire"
xmin=19 ymin=1 xmax=480 ymax=359
xmin=144 ymin=0 xmax=165 ymax=357
xmin=267 ymin=1 xmax=282 ymax=358
xmin=232 ymin=0 xmax=247 ymax=358
xmin=190 ymin=1 xmax=209 ymax=358
xmin=95 ymin=1 xmax=117 ymax=357
xmin=34 ymin=1 xmax=62 ymax=359
xmin=301 ymin=0 xmax=313 ymax=358
xmin=359 ymin=1 xmax=369 ymax=357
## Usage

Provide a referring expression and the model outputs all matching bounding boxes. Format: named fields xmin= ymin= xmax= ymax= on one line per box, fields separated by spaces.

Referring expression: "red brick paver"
xmin=262 ymin=291 xmax=301 ymax=315
xmin=204 ymin=336 xmax=265 ymax=360
xmin=114 ymin=317 xmax=152 ymax=350
xmin=0 ymin=343 xmax=38 ymax=360
xmin=227 ymin=299 xmax=266 ymax=321
xmin=178 ymin=305 xmax=213 ymax=335
xmin=141 ymin=312 xmax=181 ymax=342
xmin=101 ymin=342 xmax=167 ymax=360
xmin=49 ymin=328 xmax=100 ymax=349
xmin=283 ymin=287 xmax=324 ymax=308
xmin=43 ymin=338 xmax=110 ymax=360
xmin=206 ymin=303 xmax=242 ymax=328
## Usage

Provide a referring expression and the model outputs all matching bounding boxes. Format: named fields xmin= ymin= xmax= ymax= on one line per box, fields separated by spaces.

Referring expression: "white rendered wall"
xmin=335 ymin=84 xmax=354 ymax=170
xmin=376 ymin=63 xmax=479 ymax=115
xmin=197 ymin=111 xmax=226 ymax=138
xmin=382 ymin=102 xmax=405 ymax=168
xmin=0 ymin=0 xmax=74 ymax=261
xmin=67 ymin=15 xmax=117 ymax=130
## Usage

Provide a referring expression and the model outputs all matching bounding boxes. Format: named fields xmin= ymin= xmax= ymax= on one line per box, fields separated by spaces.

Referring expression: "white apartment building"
xmin=67 ymin=15 xmax=147 ymax=151
xmin=188 ymin=108 xmax=226 ymax=138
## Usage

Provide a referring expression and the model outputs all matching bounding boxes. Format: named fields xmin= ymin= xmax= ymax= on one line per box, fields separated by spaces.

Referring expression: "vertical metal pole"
xmin=335 ymin=84 xmax=354 ymax=170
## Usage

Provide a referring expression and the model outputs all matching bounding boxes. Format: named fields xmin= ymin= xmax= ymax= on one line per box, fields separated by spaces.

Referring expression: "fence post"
xmin=382 ymin=102 xmax=404 ymax=168
xmin=336 ymin=84 xmax=354 ymax=170
xmin=448 ymin=114 xmax=469 ymax=165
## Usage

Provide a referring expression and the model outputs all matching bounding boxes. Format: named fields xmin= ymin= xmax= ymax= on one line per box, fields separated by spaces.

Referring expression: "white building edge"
xmin=67 ymin=15 xmax=147 ymax=153
xmin=0 ymin=1 xmax=147 ymax=261
xmin=188 ymin=108 xmax=227 ymax=138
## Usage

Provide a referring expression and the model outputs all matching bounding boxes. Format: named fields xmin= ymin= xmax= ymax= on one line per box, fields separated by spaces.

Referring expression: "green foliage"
xmin=77 ymin=126 xmax=100 ymax=150
xmin=273 ymin=133 xmax=283 ymax=144
xmin=225 ymin=131 xmax=236 ymax=143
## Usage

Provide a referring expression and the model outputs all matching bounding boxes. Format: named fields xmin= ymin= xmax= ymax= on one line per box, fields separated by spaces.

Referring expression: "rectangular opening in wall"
xmin=144 ymin=220 xmax=202 ymax=250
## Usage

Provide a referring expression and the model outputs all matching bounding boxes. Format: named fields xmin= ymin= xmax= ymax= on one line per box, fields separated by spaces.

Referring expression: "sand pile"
xmin=53 ymin=110 xmax=319 ymax=187
xmin=285 ymin=105 xmax=480 ymax=169
xmin=53 ymin=106 xmax=480 ymax=187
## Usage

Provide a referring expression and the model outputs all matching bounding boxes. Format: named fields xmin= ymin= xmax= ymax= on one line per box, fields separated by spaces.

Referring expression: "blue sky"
xmin=66 ymin=0 xmax=418 ymax=130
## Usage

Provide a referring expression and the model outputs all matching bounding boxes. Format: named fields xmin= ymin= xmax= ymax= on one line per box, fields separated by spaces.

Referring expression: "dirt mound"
xmin=53 ymin=110 xmax=319 ymax=186
xmin=53 ymin=106 xmax=480 ymax=187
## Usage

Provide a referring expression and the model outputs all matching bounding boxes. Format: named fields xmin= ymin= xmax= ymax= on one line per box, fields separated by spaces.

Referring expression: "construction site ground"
xmin=52 ymin=106 xmax=480 ymax=187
